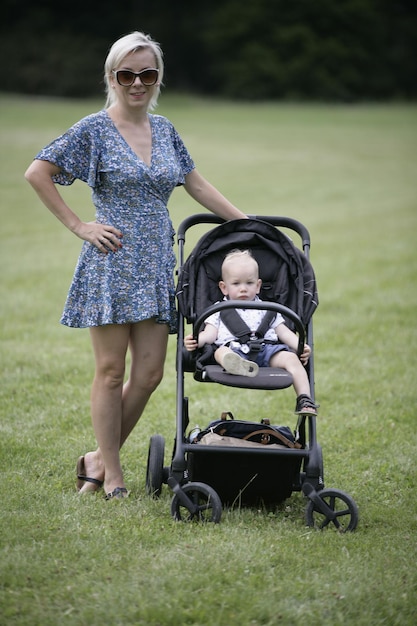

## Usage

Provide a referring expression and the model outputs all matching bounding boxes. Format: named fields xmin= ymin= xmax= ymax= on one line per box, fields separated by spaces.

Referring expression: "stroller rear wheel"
xmin=146 ymin=434 xmax=165 ymax=498
xmin=171 ymin=482 xmax=222 ymax=523
xmin=305 ymin=488 xmax=359 ymax=532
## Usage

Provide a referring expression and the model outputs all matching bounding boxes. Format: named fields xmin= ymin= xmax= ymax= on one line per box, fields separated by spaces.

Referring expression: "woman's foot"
xmin=222 ymin=352 xmax=259 ymax=377
xmin=76 ymin=452 xmax=105 ymax=494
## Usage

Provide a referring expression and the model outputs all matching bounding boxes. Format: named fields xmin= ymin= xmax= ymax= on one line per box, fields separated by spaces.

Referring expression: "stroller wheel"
xmin=145 ymin=434 xmax=165 ymax=498
xmin=305 ymin=488 xmax=359 ymax=532
xmin=171 ymin=482 xmax=222 ymax=523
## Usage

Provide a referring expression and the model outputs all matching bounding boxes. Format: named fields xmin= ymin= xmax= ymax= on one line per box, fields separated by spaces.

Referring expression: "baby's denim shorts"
xmin=231 ymin=343 xmax=289 ymax=367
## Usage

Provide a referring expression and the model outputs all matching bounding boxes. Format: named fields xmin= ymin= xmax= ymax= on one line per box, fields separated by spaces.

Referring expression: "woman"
xmin=25 ymin=31 xmax=246 ymax=499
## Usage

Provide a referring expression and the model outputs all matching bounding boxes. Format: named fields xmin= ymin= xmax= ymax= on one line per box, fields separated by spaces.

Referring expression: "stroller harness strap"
xmin=220 ymin=309 xmax=277 ymax=355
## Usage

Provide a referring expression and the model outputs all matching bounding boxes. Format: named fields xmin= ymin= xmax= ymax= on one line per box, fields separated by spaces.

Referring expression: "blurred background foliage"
xmin=1 ymin=0 xmax=416 ymax=101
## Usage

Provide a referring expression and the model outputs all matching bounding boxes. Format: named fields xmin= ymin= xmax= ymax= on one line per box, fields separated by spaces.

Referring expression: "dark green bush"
xmin=1 ymin=0 xmax=415 ymax=100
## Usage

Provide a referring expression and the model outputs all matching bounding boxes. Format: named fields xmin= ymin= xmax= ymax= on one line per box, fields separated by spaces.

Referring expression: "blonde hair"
xmin=104 ymin=31 xmax=164 ymax=110
xmin=221 ymin=249 xmax=259 ymax=277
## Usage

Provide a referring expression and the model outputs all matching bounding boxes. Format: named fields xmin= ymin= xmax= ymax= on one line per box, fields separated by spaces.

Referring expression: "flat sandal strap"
xmin=77 ymin=474 xmax=104 ymax=487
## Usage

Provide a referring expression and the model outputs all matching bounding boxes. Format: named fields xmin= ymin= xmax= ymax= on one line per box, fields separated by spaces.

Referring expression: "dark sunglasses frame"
xmin=112 ymin=68 xmax=159 ymax=87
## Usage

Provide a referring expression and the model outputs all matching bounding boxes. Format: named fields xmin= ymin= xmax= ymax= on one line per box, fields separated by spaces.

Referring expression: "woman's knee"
xmin=129 ymin=323 xmax=168 ymax=391
xmin=90 ymin=324 xmax=130 ymax=387
xmin=132 ymin=361 xmax=164 ymax=392
xmin=95 ymin=359 xmax=126 ymax=389
xmin=148 ymin=369 xmax=164 ymax=392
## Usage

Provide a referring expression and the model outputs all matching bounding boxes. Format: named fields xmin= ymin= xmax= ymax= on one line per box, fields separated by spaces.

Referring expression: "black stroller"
xmin=146 ymin=215 xmax=359 ymax=531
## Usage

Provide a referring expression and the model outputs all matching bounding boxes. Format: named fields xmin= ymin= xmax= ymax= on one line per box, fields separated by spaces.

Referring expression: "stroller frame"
xmin=146 ymin=215 xmax=359 ymax=530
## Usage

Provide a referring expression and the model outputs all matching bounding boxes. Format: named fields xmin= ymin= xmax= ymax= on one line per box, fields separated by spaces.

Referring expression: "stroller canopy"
xmin=176 ymin=218 xmax=319 ymax=330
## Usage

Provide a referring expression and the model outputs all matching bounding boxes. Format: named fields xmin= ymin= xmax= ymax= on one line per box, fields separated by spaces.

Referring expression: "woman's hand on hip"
xmin=76 ymin=221 xmax=123 ymax=253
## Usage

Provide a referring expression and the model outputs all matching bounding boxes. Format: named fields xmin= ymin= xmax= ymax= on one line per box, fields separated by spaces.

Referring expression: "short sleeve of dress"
xmin=168 ymin=121 xmax=195 ymax=186
xmin=34 ymin=113 xmax=102 ymax=188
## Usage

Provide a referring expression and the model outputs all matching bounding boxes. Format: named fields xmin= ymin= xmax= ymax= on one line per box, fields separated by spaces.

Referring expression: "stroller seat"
xmin=177 ymin=216 xmax=318 ymax=390
xmin=201 ymin=364 xmax=293 ymax=389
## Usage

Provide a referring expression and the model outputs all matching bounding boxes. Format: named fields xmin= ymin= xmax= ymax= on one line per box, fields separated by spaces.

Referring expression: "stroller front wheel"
xmin=171 ymin=482 xmax=222 ymax=523
xmin=305 ymin=487 xmax=359 ymax=532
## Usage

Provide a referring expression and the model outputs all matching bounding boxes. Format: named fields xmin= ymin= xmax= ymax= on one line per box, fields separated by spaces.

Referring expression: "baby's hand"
xmin=184 ymin=334 xmax=198 ymax=352
xmin=300 ymin=344 xmax=311 ymax=365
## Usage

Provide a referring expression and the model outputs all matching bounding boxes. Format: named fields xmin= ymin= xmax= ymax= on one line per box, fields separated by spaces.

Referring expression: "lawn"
xmin=0 ymin=93 xmax=416 ymax=625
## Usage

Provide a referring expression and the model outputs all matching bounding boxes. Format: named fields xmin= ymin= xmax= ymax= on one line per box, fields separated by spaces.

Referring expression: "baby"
xmin=184 ymin=249 xmax=318 ymax=415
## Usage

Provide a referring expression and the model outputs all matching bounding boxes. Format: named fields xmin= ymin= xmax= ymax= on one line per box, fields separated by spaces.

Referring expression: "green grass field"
xmin=1 ymin=93 xmax=416 ymax=625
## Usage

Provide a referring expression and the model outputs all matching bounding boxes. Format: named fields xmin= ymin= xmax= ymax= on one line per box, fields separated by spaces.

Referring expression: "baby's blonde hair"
xmin=221 ymin=249 xmax=259 ymax=277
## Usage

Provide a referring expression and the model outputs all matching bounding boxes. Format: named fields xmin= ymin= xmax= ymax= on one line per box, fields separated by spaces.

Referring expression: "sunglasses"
xmin=112 ymin=68 xmax=159 ymax=87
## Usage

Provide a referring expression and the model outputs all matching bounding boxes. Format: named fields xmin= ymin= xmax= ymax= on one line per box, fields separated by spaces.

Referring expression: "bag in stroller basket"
xmin=193 ymin=412 xmax=302 ymax=449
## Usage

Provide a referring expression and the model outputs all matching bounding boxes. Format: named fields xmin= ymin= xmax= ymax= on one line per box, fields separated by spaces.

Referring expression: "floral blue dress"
xmin=35 ymin=110 xmax=195 ymax=332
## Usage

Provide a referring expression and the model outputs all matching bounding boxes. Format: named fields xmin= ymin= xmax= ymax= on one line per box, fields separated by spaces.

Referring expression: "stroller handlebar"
xmin=177 ymin=214 xmax=311 ymax=250
xmin=192 ymin=299 xmax=306 ymax=357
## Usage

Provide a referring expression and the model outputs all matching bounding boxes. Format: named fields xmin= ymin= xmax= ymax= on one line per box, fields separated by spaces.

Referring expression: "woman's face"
xmin=111 ymin=48 xmax=159 ymax=110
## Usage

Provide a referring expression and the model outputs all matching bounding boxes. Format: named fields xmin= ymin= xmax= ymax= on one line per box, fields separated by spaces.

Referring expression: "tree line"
xmin=1 ymin=0 xmax=416 ymax=101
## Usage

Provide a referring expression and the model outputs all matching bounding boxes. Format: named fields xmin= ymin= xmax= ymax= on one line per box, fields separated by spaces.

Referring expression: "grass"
xmin=1 ymin=93 xmax=416 ymax=625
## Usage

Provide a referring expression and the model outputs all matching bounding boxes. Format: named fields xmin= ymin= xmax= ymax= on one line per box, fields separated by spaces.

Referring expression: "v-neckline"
xmin=105 ymin=109 xmax=153 ymax=169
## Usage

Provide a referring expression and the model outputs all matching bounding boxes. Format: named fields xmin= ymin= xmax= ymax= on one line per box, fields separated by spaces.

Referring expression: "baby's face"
xmin=219 ymin=260 xmax=261 ymax=301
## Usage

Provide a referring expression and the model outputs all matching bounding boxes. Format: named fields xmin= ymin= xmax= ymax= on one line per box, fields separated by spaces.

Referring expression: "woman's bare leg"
xmin=120 ymin=320 xmax=168 ymax=447
xmin=79 ymin=320 xmax=168 ymax=495
xmin=82 ymin=324 xmax=130 ymax=494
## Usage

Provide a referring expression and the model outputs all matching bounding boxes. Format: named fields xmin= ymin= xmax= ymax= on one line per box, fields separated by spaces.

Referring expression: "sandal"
xmin=76 ymin=456 xmax=104 ymax=492
xmin=105 ymin=487 xmax=129 ymax=500
xmin=295 ymin=394 xmax=319 ymax=416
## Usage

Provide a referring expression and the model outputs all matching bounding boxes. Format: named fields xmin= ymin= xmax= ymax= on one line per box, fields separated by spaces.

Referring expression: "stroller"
xmin=146 ymin=215 xmax=359 ymax=531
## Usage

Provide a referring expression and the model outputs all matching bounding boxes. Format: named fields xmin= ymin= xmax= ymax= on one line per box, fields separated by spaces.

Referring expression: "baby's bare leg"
xmin=269 ymin=351 xmax=310 ymax=396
